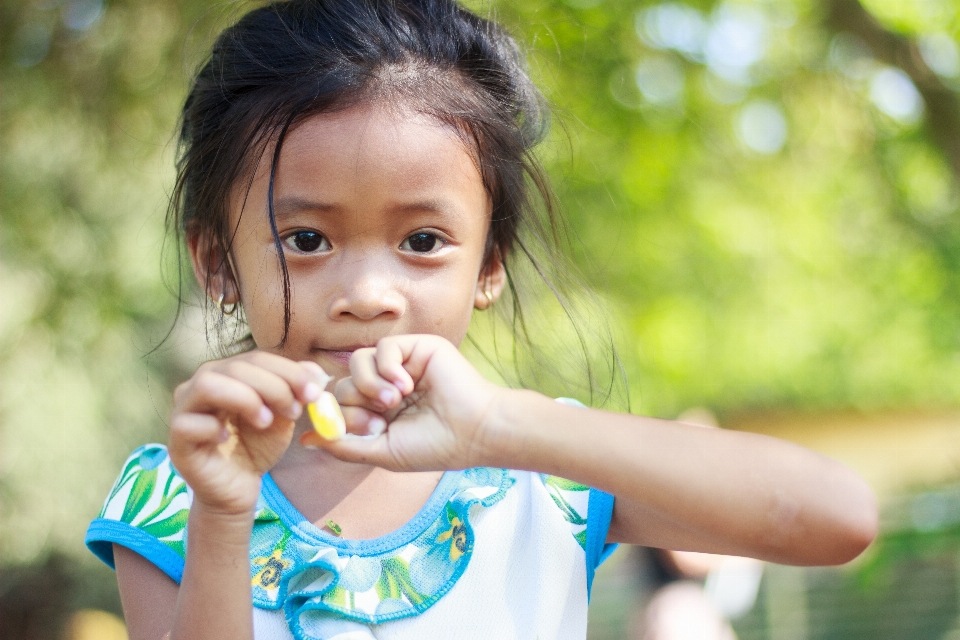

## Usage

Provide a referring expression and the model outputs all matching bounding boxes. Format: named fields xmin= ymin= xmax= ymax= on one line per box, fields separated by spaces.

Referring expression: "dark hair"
xmin=170 ymin=0 xmax=626 ymax=407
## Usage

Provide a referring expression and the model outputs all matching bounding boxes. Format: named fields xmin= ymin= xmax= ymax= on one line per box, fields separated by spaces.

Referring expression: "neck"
xmin=268 ymin=415 xmax=446 ymax=539
xmin=273 ymin=416 xmax=376 ymax=478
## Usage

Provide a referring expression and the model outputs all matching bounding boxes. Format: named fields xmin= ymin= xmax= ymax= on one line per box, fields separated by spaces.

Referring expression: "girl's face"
xmin=205 ymin=103 xmax=501 ymax=378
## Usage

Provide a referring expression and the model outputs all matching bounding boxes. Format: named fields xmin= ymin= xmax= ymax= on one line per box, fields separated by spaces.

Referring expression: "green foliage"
xmin=496 ymin=0 xmax=960 ymax=416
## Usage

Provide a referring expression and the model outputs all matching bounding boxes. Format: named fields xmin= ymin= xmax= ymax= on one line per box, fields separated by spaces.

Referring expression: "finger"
xmin=342 ymin=406 xmax=387 ymax=437
xmin=300 ymin=406 xmax=384 ymax=444
xmin=216 ymin=360 xmax=304 ymax=421
xmin=169 ymin=412 xmax=225 ymax=449
xmin=395 ymin=334 xmax=461 ymax=390
xmin=300 ymin=360 xmax=333 ymax=390
xmin=333 ymin=378 xmax=389 ymax=413
xmin=229 ymin=351 xmax=325 ymax=405
xmin=299 ymin=431 xmax=402 ymax=470
xmin=178 ymin=370 xmax=274 ymax=429
xmin=375 ymin=338 xmax=415 ymax=396
xmin=349 ymin=348 xmax=401 ymax=407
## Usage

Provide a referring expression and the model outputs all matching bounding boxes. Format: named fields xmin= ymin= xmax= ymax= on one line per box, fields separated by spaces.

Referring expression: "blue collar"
xmin=249 ymin=467 xmax=515 ymax=636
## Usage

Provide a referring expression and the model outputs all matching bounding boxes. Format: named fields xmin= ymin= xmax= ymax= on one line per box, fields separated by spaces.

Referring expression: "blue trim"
xmin=85 ymin=519 xmax=186 ymax=584
xmin=277 ymin=470 xmax=516 ymax=633
xmin=585 ymin=488 xmax=617 ymax=600
xmin=599 ymin=539 xmax=618 ymax=565
xmin=261 ymin=470 xmax=463 ymax=556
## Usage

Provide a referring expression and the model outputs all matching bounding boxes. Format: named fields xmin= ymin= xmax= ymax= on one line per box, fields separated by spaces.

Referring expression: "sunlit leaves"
xmin=498 ymin=0 xmax=960 ymax=416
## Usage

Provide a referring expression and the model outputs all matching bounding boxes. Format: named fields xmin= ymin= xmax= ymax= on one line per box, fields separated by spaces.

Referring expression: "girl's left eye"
xmin=401 ymin=232 xmax=444 ymax=253
xmin=284 ymin=231 xmax=330 ymax=253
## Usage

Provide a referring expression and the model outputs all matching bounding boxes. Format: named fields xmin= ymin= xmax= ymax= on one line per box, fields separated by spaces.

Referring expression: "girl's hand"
xmin=301 ymin=335 xmax=504 ymax=471
xmin=169 ymin=351 xmax=327 ymax=515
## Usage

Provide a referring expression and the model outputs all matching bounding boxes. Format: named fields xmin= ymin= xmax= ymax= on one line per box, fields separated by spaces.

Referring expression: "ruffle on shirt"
xmin=248 ymin=467 xmax=515 ymax=637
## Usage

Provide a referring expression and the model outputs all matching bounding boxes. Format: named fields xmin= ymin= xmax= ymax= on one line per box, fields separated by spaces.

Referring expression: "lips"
xmin=323 ymin=350 xmax=354 ymax=366
xmin=316 ymin=344 xmax=374 ymax=367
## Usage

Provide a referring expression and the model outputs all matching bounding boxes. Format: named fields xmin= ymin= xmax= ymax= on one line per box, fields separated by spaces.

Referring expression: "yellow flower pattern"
xmin=435 ymin=516 xmax=467 ymax=561
xmin=252 ymin=549 xmax=292 ymax=590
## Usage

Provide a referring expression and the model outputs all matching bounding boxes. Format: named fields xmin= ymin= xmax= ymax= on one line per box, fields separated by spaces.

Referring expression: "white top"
xmin=86 ymin=404 xmax=615 ymax=639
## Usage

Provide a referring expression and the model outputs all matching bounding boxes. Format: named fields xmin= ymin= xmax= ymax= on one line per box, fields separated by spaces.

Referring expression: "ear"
xmin=474 ymin=252 xmax=506 ymax=310
xmin=187 ymin=231 xmax=239 ymax=307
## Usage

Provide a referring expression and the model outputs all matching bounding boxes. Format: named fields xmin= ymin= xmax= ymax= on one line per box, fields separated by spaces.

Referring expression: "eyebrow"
xmin=272 ymin=195 xmax=462 ymax=220
xmin=272 ymin=196 xmax=338 ymax=220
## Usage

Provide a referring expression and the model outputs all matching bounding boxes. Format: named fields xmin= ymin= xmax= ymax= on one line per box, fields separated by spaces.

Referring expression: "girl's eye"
xmin=401 ymin=232 xmax=443 ymax=253
xmin=285 ymin=231 xmax=330 ymax=253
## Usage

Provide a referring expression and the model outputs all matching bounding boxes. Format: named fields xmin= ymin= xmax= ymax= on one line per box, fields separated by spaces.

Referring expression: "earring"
xmin=483 ymin=289 xmax=494 ymax=308
xmin=217 ymin=293 xmax=238 ymax=316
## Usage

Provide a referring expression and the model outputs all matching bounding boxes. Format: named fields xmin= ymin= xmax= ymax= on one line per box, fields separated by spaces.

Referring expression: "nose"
xmin=327 ymin=257 xmax=406 ymax=321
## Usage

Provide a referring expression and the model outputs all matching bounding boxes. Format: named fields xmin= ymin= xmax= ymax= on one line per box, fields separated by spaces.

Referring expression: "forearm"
xmin=485 ymin=389 xmax=877 ymax=565
xmin=171 ymin=504 xmax=256 ymax=640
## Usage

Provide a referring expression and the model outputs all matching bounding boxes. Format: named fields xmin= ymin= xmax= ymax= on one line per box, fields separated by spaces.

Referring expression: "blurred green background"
xmin=4 ymin=0 xmax=960 ymax=638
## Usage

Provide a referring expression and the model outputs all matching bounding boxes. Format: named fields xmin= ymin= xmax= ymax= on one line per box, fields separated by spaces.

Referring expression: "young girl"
xmin=85 ymin=1 xmax=878 ymax=638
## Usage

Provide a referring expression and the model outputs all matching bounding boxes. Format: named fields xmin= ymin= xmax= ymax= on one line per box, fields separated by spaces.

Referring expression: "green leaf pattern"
xmin=541 ymin=474 xmax=591 ymax=550
xmin=98 ymin=445 xmax=189 ymax=558
xmin=543 ymin=399 xmax=595 ymax=550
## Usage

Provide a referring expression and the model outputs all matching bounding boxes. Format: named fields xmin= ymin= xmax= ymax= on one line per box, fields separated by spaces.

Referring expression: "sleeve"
xmin=585 ymin=487 xmax=616 ymax=599
xmin=547 ymin=397 xmax=619 ymax=600
xmin=85 ymin=444 xmax=190 ymax=584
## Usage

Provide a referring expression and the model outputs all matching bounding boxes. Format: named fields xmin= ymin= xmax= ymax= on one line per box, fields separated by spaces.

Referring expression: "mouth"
xmin=315 ymin=345 xmax=374 ymax=367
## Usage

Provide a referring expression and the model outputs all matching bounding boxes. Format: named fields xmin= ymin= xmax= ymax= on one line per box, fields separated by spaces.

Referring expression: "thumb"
xmin=299 ymin=431 xmax=399 ymax=469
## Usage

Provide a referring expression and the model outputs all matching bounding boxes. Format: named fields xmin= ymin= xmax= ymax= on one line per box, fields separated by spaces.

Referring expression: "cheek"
xmin=244 ymin=304 xmax=287 ymax=351
xmin=233 ymin=251 xmax=291 ymax=349
xmin=417 ymin=271 xmax=480 ymax=342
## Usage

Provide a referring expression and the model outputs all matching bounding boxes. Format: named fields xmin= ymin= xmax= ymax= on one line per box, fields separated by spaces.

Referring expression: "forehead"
xmin=256 ymin=103 xmax=488 ymax=209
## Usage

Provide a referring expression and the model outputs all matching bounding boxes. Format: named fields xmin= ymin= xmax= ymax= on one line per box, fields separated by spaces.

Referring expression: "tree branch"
xmin=824 ymin=0 xmax=960 ymax=182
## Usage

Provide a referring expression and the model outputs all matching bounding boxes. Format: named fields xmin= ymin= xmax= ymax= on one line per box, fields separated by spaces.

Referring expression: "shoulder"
xmin=96 ymin=444 xmax=188 ymax=524
xmin=85 ymin=444 xmax=191 ymax=583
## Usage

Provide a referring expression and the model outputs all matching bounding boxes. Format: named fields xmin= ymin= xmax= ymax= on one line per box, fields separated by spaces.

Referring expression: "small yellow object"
xmin=307 ymin=391 xmax=346 ymax=440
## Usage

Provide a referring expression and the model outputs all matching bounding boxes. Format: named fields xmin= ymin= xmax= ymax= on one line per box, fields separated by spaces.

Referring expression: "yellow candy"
xmin=307 ymin=391 xmax=346 ymax=440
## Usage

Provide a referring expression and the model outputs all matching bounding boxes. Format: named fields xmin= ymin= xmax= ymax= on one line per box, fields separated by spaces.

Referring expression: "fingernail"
xmin=368 ymin=417 xmax=386 ymax=437
xmin=304 ymin=382 xmax=322 ymax=402
xmin=378 ymin=389 xmax=395 ymax=405
xmin=287 ymin=401 xmax=302 ymax=419
xmin=258 ymin=406 xmax=273 ymax=427
xmin=303 ymin=362 xmax=332 ymax=388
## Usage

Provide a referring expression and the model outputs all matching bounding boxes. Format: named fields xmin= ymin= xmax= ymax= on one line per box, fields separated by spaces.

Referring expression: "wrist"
xmin=189 ymin=500 xmax=257 ymax=545
xmin=474 ymin=388 xmax=555 ymax=470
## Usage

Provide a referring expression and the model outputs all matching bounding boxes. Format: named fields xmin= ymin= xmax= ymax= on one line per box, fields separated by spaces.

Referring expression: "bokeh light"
xmin=736 ymin=100 xmax=788 ymax=154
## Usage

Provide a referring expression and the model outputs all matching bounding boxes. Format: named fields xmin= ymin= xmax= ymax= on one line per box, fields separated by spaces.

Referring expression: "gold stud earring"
xmin=483 ymin=289 xmax=494 ymax=307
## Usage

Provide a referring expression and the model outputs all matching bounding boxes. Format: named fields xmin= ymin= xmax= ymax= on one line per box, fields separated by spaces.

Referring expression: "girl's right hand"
xmin=168 ymin=351 xmax=326 ymax=516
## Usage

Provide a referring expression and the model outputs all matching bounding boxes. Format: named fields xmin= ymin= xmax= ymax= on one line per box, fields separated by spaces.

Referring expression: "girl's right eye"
xmin=284 ymin=231 xmax=330 ymax=253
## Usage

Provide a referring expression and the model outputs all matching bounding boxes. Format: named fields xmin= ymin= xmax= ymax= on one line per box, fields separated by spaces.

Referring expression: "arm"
xmin=117 ymin=353 xmax=327 ymax=640
xmin=114 ymin=506 xmax=255 ymax=640
xmin=114 ymin=545 xmax=178 ymax=640
xmin=309 ymin=335 xmax=878 ymax=567
xmin=487 ymin=391 xmax=877 ymax=566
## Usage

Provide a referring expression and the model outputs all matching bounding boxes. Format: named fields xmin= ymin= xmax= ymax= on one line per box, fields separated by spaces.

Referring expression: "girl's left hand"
xmin=300 ymin=334 xmax=505 ymax=471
